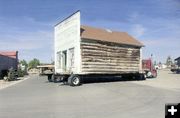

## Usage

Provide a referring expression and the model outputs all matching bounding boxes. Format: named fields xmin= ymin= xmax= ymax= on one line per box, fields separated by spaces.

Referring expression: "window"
xmin=56 ymin=51 xmax=61 ymax=69
xmin=69 ymin=48 xmax=74 ymax=70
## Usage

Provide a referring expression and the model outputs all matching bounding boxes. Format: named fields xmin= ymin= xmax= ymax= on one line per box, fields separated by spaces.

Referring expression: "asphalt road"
xmin=0 ymin=73 xmax=180 ymax=118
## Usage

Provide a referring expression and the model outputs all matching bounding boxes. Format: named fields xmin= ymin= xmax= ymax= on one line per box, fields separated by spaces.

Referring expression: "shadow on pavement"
xmin=82 ymin=76 xmax=144 ymax=85
xmin=56 ymin=76 xmax=146 ymax=86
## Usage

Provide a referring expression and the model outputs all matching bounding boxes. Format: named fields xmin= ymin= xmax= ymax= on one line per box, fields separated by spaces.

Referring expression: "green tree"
xmin=166 ymin=56 xmax=173 ymax=67
xmin=28 ymin=58 xmax=40 ymax=69
xmin=19 ymin=60 xmax=28 ymax=68
xmin=17 ymin=59 xmax=28 ymax=77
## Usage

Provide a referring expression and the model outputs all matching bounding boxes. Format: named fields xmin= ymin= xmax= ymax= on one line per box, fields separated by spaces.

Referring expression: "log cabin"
xmin=50 ymin=11 xmax=144 ymax=86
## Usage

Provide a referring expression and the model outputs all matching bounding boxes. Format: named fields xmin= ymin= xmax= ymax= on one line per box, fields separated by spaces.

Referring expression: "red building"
xmin=0 ymin=51 xmax=18 ymax=78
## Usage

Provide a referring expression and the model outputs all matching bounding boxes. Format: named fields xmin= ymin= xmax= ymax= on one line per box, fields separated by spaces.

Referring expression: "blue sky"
xmin=0 ymin=0 xmax=180 ymax=63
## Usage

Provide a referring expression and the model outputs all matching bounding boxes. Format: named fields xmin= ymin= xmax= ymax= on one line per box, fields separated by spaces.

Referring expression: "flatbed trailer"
xmin=47 ymin=11 xmax=145 ymax=86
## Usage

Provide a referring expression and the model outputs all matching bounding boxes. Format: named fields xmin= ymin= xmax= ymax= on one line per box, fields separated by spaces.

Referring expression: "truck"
xmin=46 ymin=11 xmax=145 ymax=86
xmin=142 ymin=59 xmax=157 ymax=78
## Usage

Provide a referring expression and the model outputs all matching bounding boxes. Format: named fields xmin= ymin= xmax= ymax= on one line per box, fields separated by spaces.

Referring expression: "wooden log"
xmin=82 ymin=65 xmax=139 ymax=68
xmin=82 ymin=56 xmax=139 ymax=61
xmin=81 ymin=49 xmax=139 ymax=57
xmin=81 ymin=46 xmax=139 ymax=53
xmin=81 ymin=39 xmax=140 ymax=49
xmin=81 ymin=44 xmax=140 ymax=51
xmin=82 ymin=69 xmax=139 ymax=72
xmin=82 ymin=64 xmax=139 ymax=68
xmin=82 ymin=52 xmax=139 ymax=57
xmin=82 ymin=57 xmax=139 ymax=62
xmin=82 ymin=71 xmax=138 ymax=74
xmin=81 ymin=46 xmax=139 ymax=56
xmin=81 ymin=42 xmax=140 ymax=50
xmin=80 ymin=39 xmax=141 ymax=73
xmin=82 ymin=57 xmax=139 ymax=63
xmin=82 ymin=67 xmax=139 ymax=70
xmin=82 ymin=62 xmax=139 ymax=66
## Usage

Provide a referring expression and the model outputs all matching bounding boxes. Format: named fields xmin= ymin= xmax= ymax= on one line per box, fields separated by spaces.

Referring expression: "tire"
xmin=62 ymin=76 xmax=68 ymax=85
xmin=54 ymin=76 xmax=61 ymax=83
xmin=139 ymin=74 xmax=146 ymax=80
xmin=48 ymin=74 xmax=54 ymax=82
xmin=68 ymin=75 xmax=81 ymax=86
xmin=147 ymin=71 xmax=152 ymax=78
xmin=134 ymin=74 xmax=145 ymax=80
xmin=48 ymin=75 xmax=52 ymax=82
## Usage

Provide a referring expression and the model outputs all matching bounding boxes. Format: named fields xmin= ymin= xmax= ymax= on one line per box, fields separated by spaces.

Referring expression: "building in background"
xmin=37 ymin=64 xmax=54 ymax=75
xmin=171 ymin=57 xmax=180 ymax=73
xmin=175 ymin=57 xmax=180 ymax=67
xmin=0 ymin=51 xmax=18 ymax=79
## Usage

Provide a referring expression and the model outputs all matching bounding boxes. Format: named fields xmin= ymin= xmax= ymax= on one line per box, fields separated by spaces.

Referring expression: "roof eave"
xmin=81 ymin=37 xmax=144 ymax=48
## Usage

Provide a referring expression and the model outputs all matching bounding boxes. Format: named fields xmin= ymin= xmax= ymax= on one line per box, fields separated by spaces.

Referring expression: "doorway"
xmin=62 ymin=50 xmax=67 ymax=72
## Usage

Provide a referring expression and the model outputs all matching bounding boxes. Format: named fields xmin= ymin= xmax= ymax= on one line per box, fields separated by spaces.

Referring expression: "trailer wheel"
xmin=68 ymin=75 xmax=81 ymax=86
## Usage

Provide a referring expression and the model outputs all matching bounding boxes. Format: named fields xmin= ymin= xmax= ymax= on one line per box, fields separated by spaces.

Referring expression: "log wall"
xmin=81 ymin=39 xmax=141 ymax=74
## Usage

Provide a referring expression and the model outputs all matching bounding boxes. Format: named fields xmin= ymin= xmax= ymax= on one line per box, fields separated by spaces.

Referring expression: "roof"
xmin=175 ymin=57 xmax=180 ymax=61
xmin=80 ymin=25 xmax=144 ymax=47
xmin=55 ymin=10 xmax=80 ymax=27
xmin=0 ymin=51 xmax=18 ymax=59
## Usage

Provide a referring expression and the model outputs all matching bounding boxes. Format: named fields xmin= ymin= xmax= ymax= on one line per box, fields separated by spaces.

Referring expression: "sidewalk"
xmin=0 ymin=76 xmax=30 ymax=90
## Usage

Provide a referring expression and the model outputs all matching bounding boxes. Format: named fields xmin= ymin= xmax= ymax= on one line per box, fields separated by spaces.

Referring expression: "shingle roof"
xmin=80 ymin=25 xmax=144 ymax=47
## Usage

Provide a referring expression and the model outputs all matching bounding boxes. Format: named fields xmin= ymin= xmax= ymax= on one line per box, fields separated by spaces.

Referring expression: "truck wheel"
xmin=68 ymin=75 xmax=81 ymax=86
xmin=48 ymin=75 xmax=52 ymax=82
xmin=54 ymin=76 xmax=61 ymax=83
xmin=48 ymin=74 xmax=54 ymax=82
xmin=147 ymin=71 xmax=152 ymax=78
xmin=139 ymin=74 xmax=146 ymax=80
xmin=134 ymin=74 xmax=145 ymax=80
xmin=62 ymin=76 xmax=68 ymax=85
